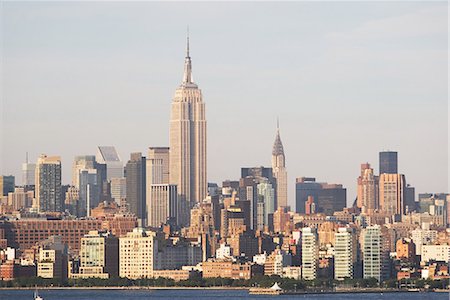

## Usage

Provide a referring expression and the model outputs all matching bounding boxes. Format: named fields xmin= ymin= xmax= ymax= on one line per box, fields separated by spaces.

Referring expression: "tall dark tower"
xmin=379 ymin=151 xmax=398 ymax=174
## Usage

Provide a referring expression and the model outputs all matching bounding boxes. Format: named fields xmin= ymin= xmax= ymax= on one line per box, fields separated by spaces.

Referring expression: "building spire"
xmin=272 ymin=119 xmax=284 ymax=156
xmin=182 ymin=27 xmax=194 ymax=85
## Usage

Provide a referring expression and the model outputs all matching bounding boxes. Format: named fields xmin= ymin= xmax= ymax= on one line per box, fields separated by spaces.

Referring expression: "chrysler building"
xmin=272 ymin=121 xmax=288 ymax=209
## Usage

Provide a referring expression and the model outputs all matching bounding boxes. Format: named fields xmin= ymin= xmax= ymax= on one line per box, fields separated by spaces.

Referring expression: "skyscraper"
xmin=379 ymin=173 xmax=405 ymax=216
xmin=96 ymin=146 xmax=123 ymax=181
xmin=301 ymin=227 xmax=318 ymax=280
xmin=379 ymin=151 xmax=398 ymax=174
xmin=169 ymin=36 xmax=207 ymax=226
xmin=334 ymin=227 xmax=357 ymax=280
xmin=22 ymin=153 xmax=36 ymax=187
xmin=125 ymin=152 xmax=146 ymax=226
xmin=35 ymin=154 xmax=63 ymax=213
xmin=272 ymin=122 xmax=287 ymax=209
xmin=146 ymin=147 xmax=170 ymax=185
xmin=363 ymin=225 xmax=381 ymax=282
xmin=357 ymin=163 xmax=379 ymax=215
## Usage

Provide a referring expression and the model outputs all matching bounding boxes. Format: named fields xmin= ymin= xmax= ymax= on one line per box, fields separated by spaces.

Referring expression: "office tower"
xmin=65 ymin=186 xmax=79 ymax=216
xmin=96 ymin=146 xmax=123 ymax=181
xmin=295 ymin=177 xmax=346 ymax=215
xmin=0 ymin=175 xmax=15 ymax=197
xmin=146 ymin=147 xmax=178 ymax=227
xmin=272 ymin=122 xmax=288 ymax=209
xmin=7 ymin=188 xmax=31 ymax=211
xmin=301 ymin=227 xmax=318 ymax=280
xmin=119 ymin=228 xmax=159 ymax=279
xmin=125 ymin=153 xmax=146 ymax=226
xmin=110 ymin=178 xmax=126 ymax=203
xmin=76 ymin=231 xmax=119 ymax=279
xmin=241 ymin=167 xmax=274 ymax=183
xmin=357 ymin=163 xmax=379 ymax=214
xmin=295 ymin=177 xmax=322 ymax=214
xmin=379 ymin=173 xmax=405 ymax=215
xmin=79 ymin=169 xmax=99 ymax=217
xmin=169 ymin=36 xmax=207 ymax=226
xmin=35 ymin=155 xmax=63 ymax=213
xmin=317 ymin=183 xmax=346 ymax=215
xmin=147 ymin=185 xmax=178 ymax=227
xmin=379 ymin=151 xmax=398 ymax=174
xmin=72 ymin=155 xmax=96 ymax=188
xmin=147 ymin=147 xmax=170 ymax=185
xmin=404 ymin=184 xmax=415 ymax=213
xmin=22 ymin=153 xmax=36 ymax=186
xmin=363 ymin=225 xmax=381 ymax=282
xmin=334 ymin=227 xmax=357 ymax=280
xmin=257 ymin=180 xmax=275 ymax=228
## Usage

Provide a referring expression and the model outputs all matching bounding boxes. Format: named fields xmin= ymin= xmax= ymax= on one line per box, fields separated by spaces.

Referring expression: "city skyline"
xmin=1 ymin=2 xmax=448 ymax=207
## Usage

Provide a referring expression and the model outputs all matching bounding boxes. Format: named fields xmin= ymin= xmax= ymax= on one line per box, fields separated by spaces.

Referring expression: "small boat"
xmin=34 ymin=288 xmax=43 ymax=300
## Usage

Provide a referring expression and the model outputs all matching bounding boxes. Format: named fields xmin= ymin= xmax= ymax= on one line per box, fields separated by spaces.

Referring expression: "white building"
xmin=110 ymin=177 xmax=126 ymax=203
xmin=334 ymin=227 xmax=356 ymax=280
xmin=411 ymin=227 xmax=438 ymax=255
xmin=301 ymin=227 xmax=318 ymax=280
xmin=421 ymin=244 xmax=450 ymax=263
xmin=363 ymin=225 xmax=381 ymax=282
xmin=119 ymin=228 xmax=159 ymax=279
xmin=216 ymin=243 xmax=232 ymax=260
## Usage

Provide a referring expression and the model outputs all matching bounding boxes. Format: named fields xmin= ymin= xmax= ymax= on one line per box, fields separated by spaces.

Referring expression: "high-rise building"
xmin=110 ymin=178 xmax=126 ymax=203
xmin=96 ymin=146 xmax=123 ymax=181
xmin=257 ymin=181 xmax=275 ymax=229
xmin=22 ymin=153 xmax=35 ymax=187
xmin=379 ymin=151 xmax=398 ymax=174
xmin=125 ymin=153 xmax=146 ymax=226
xmin=363 ymin=225 xmax=381 ymax=282
xmin=272 ymin=123 xmax=287 ymax=209
xmin=357 ymin=163 xmax=379 ymax=215
xmin=0 ymin=175 xmax=15 ymax=197
xmin=147 ymin=184 xmax=178 ymax=227
xmin=147 ymin=147 xmax=170 ymax=185
xmin=35 ymin=155 xmax=63 ymax=213
xmin=119 ymin=228 xmax=159 ymax=279
xmin=79 ymin=169 xmax=99 ymax=217
xmin=169 ymin=36 xmax=207 ymax=226
xmin=295 ymin=177 xmax=346 ymax=215
xmin=379 ymin=173 xmax=405 ymax=216
xmin=301 ymin=227 xmax=318 ymax=280
xmin=72 ymin=155 xmax=96 ymax=188
xmin=334 ymin=227 xmax=357 ymax=280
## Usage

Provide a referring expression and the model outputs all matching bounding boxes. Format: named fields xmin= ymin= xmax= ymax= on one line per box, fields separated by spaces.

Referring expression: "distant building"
xmin=264 ymin=248 xmax=292 ymax=276
xmin=379 ymin=173 xmax=405 ymax=215
xmin=125 ymin=152 xmax=146 ymax=226
xmin=37 ymin=236 xmax=68 ymax=280
xmin=79 ymin=169 xmax=99 ymax=217
xmin=35 ymin=155 xmax=63 ymax=213
xmin=146 ymin=147 xmax=170 ymax=185
xmin=147 ymin=184 xmax=178 ymax=227
xmin=295 ymin=177 xmax=346 ymax=215
xmin=271 ymin=123 xmax=288 ymax=209
xmin=334 ymin=227 xmax=357 ymax=280
xmin=0 ymin=176 xmax=15 ymax=197
xmin=110 ymin=178 xmax=126 ymax=203
xmin=363 ymin=225 xmax=381 ymax=282
xmin=72 ymin=231 xmax=119 ymax=279
xmin=96 ymin=146 xmax=123 ymax=181
xmin=119 ymin=228 xmax=158 ymax=279
xmin=301 ymin=227 xmax=318 ymax=280
xmin=357 ymin=163 xmax=379 ymax=214
xmin=379 ymin=151 xmax=398 ymax=174
xmin=22 ymin=154 xmax=36 ymax=186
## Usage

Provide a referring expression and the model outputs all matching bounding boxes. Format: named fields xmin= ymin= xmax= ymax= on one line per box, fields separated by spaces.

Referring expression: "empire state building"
xmin=169 ymin=36 xmax=207 ymax=226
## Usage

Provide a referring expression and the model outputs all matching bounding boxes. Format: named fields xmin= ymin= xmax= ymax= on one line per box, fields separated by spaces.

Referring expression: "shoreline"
xmin=0 ymin=286 xmax=448 ymax=293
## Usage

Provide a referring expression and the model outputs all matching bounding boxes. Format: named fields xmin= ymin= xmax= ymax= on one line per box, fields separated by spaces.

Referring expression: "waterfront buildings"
xmin=301 ymin=227 xmax=318 ymax=280
xmin=363 ymin=225 xmax=382 ymax=282
xmin=35 ymin=155 xmax=63 ymax=213
xmin=119 ymin=228 xmax=159 ymax=279
xmin=169 ymin=37 xmax=207 ymax=226
xmin=334 ymin=227 xmax=357 ymax=280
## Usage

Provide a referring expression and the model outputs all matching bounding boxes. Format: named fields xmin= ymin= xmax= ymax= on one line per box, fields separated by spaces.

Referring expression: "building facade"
xmin=35 ymin=155 xmax=63 ymax=213
xmin=169 ymin=38 xmax=207 ymax=226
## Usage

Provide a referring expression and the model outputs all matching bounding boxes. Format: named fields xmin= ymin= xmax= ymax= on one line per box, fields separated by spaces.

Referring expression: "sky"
xmin=1 ymin=1 xmax=448 ymax=209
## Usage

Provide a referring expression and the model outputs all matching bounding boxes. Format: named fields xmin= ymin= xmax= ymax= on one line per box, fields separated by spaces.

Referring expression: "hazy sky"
xmin=1 ymin=2 xmax=448 ymax=208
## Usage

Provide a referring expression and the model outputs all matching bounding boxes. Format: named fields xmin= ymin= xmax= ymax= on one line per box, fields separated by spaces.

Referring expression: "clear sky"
xmin=1 ymin=2 xmax=448 ymax=208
